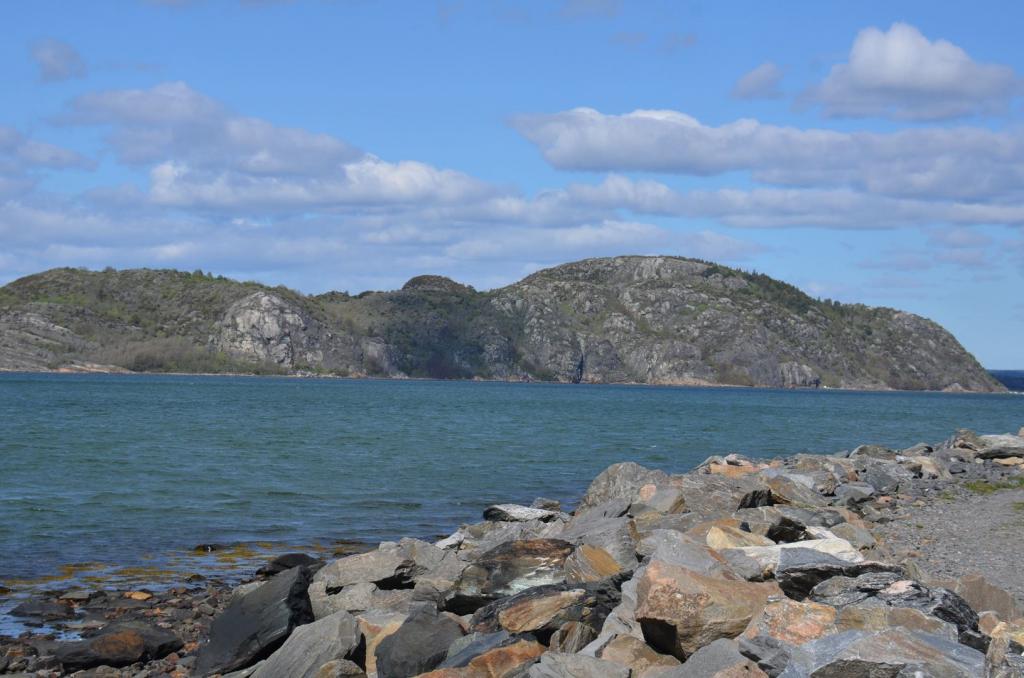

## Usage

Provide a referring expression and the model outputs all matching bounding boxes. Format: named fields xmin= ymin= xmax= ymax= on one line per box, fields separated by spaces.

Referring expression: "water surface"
xmin=1 ymin=373 xmax=1021 ymax=586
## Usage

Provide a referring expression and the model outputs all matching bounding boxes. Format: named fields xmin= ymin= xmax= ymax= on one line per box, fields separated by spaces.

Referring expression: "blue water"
xmin=1 ymin=373 xmax=1021 ymax=587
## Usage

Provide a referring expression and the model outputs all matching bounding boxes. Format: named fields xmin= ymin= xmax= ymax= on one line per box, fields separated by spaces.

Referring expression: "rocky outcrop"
xmin=0 ymin=258 xmax=1004 ymax=391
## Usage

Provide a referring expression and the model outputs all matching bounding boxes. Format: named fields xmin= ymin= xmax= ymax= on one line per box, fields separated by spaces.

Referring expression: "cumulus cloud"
xmin=807 ymin=22 xmax=1020 ymax=120
xmin=0 ymin=127 xmax=92 ymax=199
xmin=30 ymin=38 xmax=87 ymax=82
xmin=512 ymin=107 xmax=1024 ymax=202
xmin=732 ymin=62 xmax=784 ymax=99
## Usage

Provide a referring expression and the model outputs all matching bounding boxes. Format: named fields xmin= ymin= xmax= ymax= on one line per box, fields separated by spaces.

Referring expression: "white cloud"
xmin=512 ymin=107 xmax=1024 ymax=202
xmin=0 ymin=127 xmax=92 ymax=199
xmin=808 ymin=22 xmax=1020 ymax=120
xmin=732 ymin=62 xmax=784 ymax=99
xmin=30 ymin=38 xmax=87 ymax=82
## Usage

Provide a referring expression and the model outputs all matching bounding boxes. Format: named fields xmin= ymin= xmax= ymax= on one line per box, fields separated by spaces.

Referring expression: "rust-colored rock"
xmin=598 ymin=634 xmax=681 ymax=677
xmin=565 ymin=544 xmax=622 ymax=584
xmin=741 ymin=598 xmax=837 ymax=647
xmin=635 ymin=560 xmax=780 ymax=659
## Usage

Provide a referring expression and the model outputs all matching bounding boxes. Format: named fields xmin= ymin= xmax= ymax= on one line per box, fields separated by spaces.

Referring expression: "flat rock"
xmin=314 ymin=539 xmax=451 ymax=590
xmin=484 ymin=504 xmax=561 ymax=523
xmin=721 ymin=537 xmax=862 ymax=581
xmin=196 ymin=565 xmax=314 ymax=676
xmin=55 ymin=622 xmax=183 ymax=672
xmin=470 ymin=578 xmax=621 ymax=636
xmin=252 ymin=610 xmax=363 ymax=678
xmin=374 ymin=605 xmax=464 ymax=678
xmin=565 ymin=544 xmax=623 ymax=584
xmin=446 ymin=539 xmax=574 ymax=614
xmin=778 ymin=628 xmax=985 ymax=677
xmin=356 ymin=610 xmax=406 ymax=677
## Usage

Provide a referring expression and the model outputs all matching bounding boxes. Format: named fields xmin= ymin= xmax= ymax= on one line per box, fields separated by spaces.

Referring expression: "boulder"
xmin=778 ymin=628 xmax=985 ymax=677
xmin=313 ymin=659 xmax=366 ymax=677
xmin=252 ymin=611 xmax=364 ymax=678
xmin=741 ymin=598 xmax=837 ymax=647
xmin=933 ymin=573 xmax=1024 ymax=622
xmin=809 ymin=571 xmax=904 ymax=608
xmin=526 ymin=652 xmax=630 ymax=678
xmin=975 ymin=434 xmax=1024 ymax=459
xmin=460 ymin=639 xmax=545 ymax=676
xmin=374 ymin=605 xmax=464 ymax=678
xmin=597 ymin=634 xmax=681 ymax=677
xmin=439 ymin=630 xmax=517 ymax=668
xmin=469 ymin=579 xmax=621 ymax=637
xmin=356 ymin=610 xmax=406 ymax=677
xmin=483 ymin=504 xmax=562 ymax=523
xmin=629 ymin=483 xmax=687 ymax=515
xmin=986 ymin=621 xmax=1024 ymax=678
xmin=446 ymin=539 xmax=574 ymax=614
xmin=773 ymin=549 xmax=902 ymax=600
xmin=835 ymin=603 xmax=959 ymax=641
xmin=196 ymin=565 xmax=314 ymax=676
xmin=705 ymin=525 xmax=774 ymax=550
xmin=721 ymin=538 xmax=863 ymax=581
xmin=257 ymin=552 xmax=321 ymax=578
xmin=314 ymin=539 xmax=451 ymax=591
xmin=634 ymin=559 xmax=779 ymax=660
xmin=308 ymin=580 xmax=414 ymax=618
xmin=667 ymin=638 xmax=767 ymax=677
xmin=638 ymin=530 xmax=736 ymax=578
xmin=55 ymin=622 xmax=182 ymax=671
xmin=560 ymin=508 xmax=638 ymax=571
xmin=549 ymin=621 xmax=598 ymax=653
xmin=564 ymin=544 xmax=623 ymax=584
xmin=579 ymin=462 xmax=669 ymax=510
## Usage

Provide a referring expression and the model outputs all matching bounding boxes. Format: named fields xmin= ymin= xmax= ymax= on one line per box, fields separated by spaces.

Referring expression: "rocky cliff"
xmin=0 ymin=256 xmax=1004 ymax=391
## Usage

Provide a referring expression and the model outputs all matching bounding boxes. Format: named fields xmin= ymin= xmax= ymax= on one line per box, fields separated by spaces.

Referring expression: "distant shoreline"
xmin=1 ymin=366 xmax=1017 ymax=395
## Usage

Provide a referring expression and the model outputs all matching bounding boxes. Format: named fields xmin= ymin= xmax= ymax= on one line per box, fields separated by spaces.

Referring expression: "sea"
xmin=1 ymin=372 xmax=1021 ymax=620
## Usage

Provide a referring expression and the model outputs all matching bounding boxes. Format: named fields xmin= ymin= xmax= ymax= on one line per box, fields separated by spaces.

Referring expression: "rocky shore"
xmin=4 ymin=427 xmax=1024 ymax=677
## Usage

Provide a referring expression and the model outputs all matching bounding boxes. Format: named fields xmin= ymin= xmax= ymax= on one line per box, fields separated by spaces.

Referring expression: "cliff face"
xmin=0 ymin=257 xmax=1005 ymax=392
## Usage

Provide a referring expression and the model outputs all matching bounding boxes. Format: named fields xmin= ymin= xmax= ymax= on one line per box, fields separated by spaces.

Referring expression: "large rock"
xmin=470 ymin=579 xmax=621 ymax=636
xmin=252 ymin=611 xmax=364 ymax=678
xmin=426 ymin=639 xmax=545 ymax=677
xmin=638 ymin=530 xmax=736 ymax=578
xmin=596 ymin=633 xmax=681 ymax=676
xmin=560 ymin=504 xmax=638 ymax=571
xmin=773 ymin=548 xmax=902 ymax=600
xmin=738 ymin=598 xmax=837 ymax=676
xmin=55 ymin=622 xmax=182 ymax=671
xmin=986 ymin=621 xmax=1024 ymax=678
xmin=565 ymin=544 xmax=623 ymax=584
xmin=374 ymin=605 xmax=464 ymax=678
xmin=196 ymin=565 xmax=314 ymax=676
xmin=356 ymin=610 xmax=406 ymax=677
xmin=975 ymin=434 xmax=1024 ymax=459
xmin=634 ymin=559 xmax=779 ymax=659
xmin=934 ymin=573 xmax=1024 ymax=622
xmin=721 ymin=538 xmax=863 ymax=581
xmin=446 ymin=539 xmax=574 ymax=614
xmin=483 ymin=504 xmax=562 ymax=523
xmin=778 ymin=628 xmax=985 ymax=677
xmin=314 ymin=539 xmax=451 ymax=591
xmin=309 ymin=581 xmax=414 ymax=618
xmin=579 ymin=463 xmax=669 ymax=510
xmin=526 ymin=652 xmax=630 ymax=678
xmin=667 ymin=638 xmax=767 ymax=677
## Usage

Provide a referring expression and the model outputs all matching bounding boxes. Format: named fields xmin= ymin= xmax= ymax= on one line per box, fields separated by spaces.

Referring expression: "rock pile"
xmin=3 ymin=427 xmax=1024 ymax=676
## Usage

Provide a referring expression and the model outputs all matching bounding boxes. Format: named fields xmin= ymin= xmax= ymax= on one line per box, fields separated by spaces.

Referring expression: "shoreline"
xmin=3 ymin=426 xmax=1024 ymax=676
xmin=1 ymin=366 xmax=1016 ymax=395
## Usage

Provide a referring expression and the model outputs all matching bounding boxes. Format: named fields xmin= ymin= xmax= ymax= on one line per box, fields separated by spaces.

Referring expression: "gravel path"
xmin=876 ymin=484 xmax=1024 ymax=604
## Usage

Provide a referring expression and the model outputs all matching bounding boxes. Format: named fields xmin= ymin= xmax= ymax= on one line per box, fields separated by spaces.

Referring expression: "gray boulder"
xmin=252 ymin=611 xmax=364 ymax=678
xmin=579 ymin=462 xmax=669 ymax=510
xmin=484 ymin=504 xmax=562 ymax=522
xmin=374 ymin=605 xmax=464 ymax=678
xmin=779 ymin=628 xmax=985 ymax=677
xmin=196 ymin=565 xmax=314 ymax=676
xmin=774 ymin=548 xmax=902 ymax=600
xmin=667 ymin=638 xmax=765 ymax=676
xmin=526 ymin=652 xmax=630 ymax=678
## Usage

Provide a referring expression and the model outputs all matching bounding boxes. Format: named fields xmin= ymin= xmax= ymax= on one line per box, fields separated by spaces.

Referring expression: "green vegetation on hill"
xmin=0 ymin=257 xmax=1005 ymax=392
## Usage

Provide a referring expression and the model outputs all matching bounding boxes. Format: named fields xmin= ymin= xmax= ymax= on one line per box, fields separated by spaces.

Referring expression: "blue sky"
xmin=1 ymin=1 xmax=1022 ymax=367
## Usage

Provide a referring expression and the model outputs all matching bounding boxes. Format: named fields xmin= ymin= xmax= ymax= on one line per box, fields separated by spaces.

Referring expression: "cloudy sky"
xmin=2 ymin=1 xmax=1022 ymax=366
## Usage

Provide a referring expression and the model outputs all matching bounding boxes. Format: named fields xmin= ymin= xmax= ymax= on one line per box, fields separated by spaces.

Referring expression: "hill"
xmin=0 ymin=256 xmax=1005 ymax=392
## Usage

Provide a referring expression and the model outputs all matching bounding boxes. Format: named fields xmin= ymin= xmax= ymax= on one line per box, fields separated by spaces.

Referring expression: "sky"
xmin=1 ymin=1 xmax=1022 ymax=367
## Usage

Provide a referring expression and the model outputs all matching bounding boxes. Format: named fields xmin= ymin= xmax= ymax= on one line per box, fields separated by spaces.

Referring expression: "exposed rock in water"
xmin=0 ymin=257 xmax=1003 ymax=391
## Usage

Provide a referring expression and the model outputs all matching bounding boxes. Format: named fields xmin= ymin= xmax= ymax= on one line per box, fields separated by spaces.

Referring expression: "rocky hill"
xmin=0 ymin=256 xmax=1004 ymax=391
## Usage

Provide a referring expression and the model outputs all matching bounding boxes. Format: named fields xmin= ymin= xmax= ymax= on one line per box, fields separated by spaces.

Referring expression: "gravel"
xmin=875 ymin=483 xmax=1024 ymax=603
